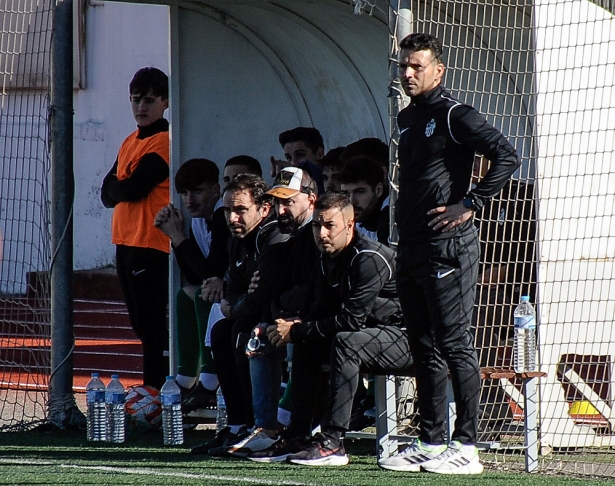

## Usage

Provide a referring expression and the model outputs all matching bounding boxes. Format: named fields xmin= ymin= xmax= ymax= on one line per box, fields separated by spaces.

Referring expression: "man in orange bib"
xmin=101 ymin=67 xmax=170 ymax=389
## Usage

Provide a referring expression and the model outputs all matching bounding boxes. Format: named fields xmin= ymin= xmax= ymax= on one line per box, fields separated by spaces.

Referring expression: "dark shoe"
xmin=348 ymin=396 xmax=375 ymax=431
xmin=207 ymin=426 xmax=251 ymax=456
xmin=191 ymin=426 xmax=248 ymax=455
xmin=182 ymin=383 xmax=217 ymax=413
xmin=348 ymin=411 xmax=375 ymax=432
xmin=287 ymin=433 xmax=349 ymax=466
xmin=178 ymin=384 xmax=194 ymax=401
xmin=248 ymin=433 xmax=310 ymax=463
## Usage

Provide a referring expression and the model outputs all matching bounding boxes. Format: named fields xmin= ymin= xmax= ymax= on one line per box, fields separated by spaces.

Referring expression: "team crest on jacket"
xmin=425 ymin=119 xmax=436 ymax=137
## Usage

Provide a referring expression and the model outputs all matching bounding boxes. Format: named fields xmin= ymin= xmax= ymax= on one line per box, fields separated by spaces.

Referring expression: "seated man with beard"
xmin=226 ymin=167 xmax=319 ymax=457
xmin=190 ymin=174 xmax=290 ymax=455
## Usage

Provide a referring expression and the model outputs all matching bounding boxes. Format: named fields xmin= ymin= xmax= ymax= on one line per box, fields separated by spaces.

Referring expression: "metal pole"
xmin=49 ymin=0 xmax=83 ymax=428
xmin=387 ymin=0 xmax=412 ymax=248
xmin=524 ymin=377 xmax=539 ymax=472
xmin=375 ymin=0 xmax=413 ymax=457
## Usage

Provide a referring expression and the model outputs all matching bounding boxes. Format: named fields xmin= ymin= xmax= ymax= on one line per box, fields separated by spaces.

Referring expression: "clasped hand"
xmin=267 ymin=316 xmax=301 ymax=347
xmin=427 ymin=200 xmax=474 ymax=232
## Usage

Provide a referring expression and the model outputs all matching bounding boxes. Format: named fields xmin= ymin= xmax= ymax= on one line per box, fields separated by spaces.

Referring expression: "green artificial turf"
xmin=0 ymin=427 xmax=610 ymax=485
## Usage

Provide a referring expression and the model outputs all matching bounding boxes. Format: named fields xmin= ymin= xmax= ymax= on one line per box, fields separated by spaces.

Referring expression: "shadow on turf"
xmin=0 ymin=427 xmax=378 ymax=464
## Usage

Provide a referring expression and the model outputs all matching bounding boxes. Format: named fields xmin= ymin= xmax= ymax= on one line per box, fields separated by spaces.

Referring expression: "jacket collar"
xmin=136 ymin=118 xmax=169 ymax=139
xmin=412 ymin=84 xmax=446 ymax=106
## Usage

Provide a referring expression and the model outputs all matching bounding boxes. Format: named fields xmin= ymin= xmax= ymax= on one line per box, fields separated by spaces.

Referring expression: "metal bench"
xmin=374 ymin=367 xmax=547 ymax=472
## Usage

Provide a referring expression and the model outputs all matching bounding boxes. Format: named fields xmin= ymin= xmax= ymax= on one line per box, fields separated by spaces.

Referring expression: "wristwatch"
xmin=462 ymin=194 xmax=477 ymax=211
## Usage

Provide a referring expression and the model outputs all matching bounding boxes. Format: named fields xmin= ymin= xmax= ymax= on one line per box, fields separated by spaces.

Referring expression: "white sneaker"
xmin=226 ymin=428 xmax=278 ymax=457
xmin=377 ymin=439 xmax=447 ymax=472
xmin=421 ymin=440 xmax=484 ymax=475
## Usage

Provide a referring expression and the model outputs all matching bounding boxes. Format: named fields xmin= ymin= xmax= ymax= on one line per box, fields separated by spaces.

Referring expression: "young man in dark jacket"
xmin=154 ymin=158 xmax=229 ymax=410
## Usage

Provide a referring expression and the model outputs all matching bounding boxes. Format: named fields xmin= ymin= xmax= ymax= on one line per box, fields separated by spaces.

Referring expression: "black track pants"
xmin=396 ymin=231 xmax=481 ymax=445
xmin=115 ymin=244 xmax=169 ymax=389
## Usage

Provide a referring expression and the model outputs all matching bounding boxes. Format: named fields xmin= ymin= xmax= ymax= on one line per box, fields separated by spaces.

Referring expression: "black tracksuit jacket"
xmin=172 ymin=207 xmax=230 ymax=285
xmin=290 ymin=232 xmax=402 ymax=342
xmin=224 ymin=214 xmax=290 ymax=320
xmin=396 ymin=85 xmax=520 ymax=243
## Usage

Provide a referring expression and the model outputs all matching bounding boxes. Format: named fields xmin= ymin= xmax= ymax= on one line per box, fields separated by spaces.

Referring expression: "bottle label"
xmin=106 ymin=392 xmax=125 ymax=404
xmin=87 ymin=390 xmax=105 ymax=403
xmin=161 ymin=393 xmax=181 ymax=406
xmin=514 ymin=315 xmax=535 ymax=330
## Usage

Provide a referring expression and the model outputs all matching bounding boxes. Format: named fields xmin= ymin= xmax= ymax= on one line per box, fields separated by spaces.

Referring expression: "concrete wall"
xmin=171 ymin=2 xmax=388 ymax=166
xmin=76 ymin=0 xmax=390 ymax=275
xmin=73 ymin=1 xmax=170 ymax=273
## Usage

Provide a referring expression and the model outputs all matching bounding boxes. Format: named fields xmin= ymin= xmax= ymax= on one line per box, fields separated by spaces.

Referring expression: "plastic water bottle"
xmin=105 ymin=374 xmax=126 ymax=443
xmin=85 ymin=373 xmax=106 ymax=441
xmin=216 ymin=387 xmax=227 ymax=431
xmin=514 ymin=295 xmax=537 ymax=373
xmin=161 ymin=376 xmax=183 ymax=445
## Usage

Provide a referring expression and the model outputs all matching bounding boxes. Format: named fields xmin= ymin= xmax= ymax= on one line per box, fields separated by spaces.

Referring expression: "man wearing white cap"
xmin=225 ymin=167 xmax=320 ymax=457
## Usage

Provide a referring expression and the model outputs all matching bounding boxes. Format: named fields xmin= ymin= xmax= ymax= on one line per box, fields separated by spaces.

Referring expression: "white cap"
xmin=266 ymin=167 xmax=306 ymax=199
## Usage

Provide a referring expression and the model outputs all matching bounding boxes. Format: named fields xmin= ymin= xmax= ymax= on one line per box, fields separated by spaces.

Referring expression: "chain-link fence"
xmin=385 ymin=0 xmax=615 ymax=477
xmin=0 ymin=0 xmax=53 ymax=430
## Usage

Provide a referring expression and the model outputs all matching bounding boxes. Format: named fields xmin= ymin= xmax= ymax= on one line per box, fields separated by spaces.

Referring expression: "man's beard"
xmin=278 ymin=214 xmax=301 ymax=234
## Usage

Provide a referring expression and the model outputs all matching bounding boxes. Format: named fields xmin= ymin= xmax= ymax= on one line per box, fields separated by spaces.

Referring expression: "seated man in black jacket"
xmin=226 ymin=167 xmax=319 ymax=457
xmin=251 ymin=192 xmax=412 ymax=465
xmin=191 ymin=174 xmax=290 ymax=455
xmin=154 ymin=158 xmax=229 ymax=410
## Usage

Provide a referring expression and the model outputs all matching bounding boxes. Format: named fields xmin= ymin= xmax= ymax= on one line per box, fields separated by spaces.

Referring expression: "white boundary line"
xmin=0 ymin=458 xmax=322 ymax=485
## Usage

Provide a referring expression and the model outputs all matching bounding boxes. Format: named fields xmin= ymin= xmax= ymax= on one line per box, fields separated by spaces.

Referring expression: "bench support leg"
xmin=375 ymin=375 xmax=398 ymax=459
xmin=523 ymin=377 xmax=539 ymax=472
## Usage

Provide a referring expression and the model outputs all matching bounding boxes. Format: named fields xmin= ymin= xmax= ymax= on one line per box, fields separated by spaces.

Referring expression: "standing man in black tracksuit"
xmin=378 ymin=33 xmax=520 ymax=475
xmin=251 ymin=192 xmax=407 ymax=465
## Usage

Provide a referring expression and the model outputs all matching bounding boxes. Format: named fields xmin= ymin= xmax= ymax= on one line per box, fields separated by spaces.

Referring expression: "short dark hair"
xmin=224 ymin=155 xmax=263 ymax=177
xmin=320 ymin=146 xmax=345 ymax=170
xmin=175 ymin=158 xmax=219 ymax=193
xmin=278 ymin=127 xmax=324 ymax=155
xmin=341 ymin=138 xmax=388 ymax=169
xmin=300 ymin=168 xmax=318 ymax=196
xmin=398 ymin=33 xmax=443 ymax=61
xmin=129 ymin=67 xmax=168 ymax=99
xmin=337 ymin=156 xmax=384 ymax=191
xmin=225 ymin=173 xmax=270 ymax=207
xmin=315 ymin=191 xmax=351 ymax=213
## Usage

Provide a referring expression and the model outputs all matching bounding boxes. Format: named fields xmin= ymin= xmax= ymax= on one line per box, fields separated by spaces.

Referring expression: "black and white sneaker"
xmin=377 ymin=439 xmax=447 ymax=472
xmin=226 ymin=428 xmax=278 ymax=457
xmin=421 ymin=440 xmax=484 ymax=475
xmin=286 ymin=433 xmax=349 ymax=467
xmin=248 ymin=433 xmax=310 ymax=463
